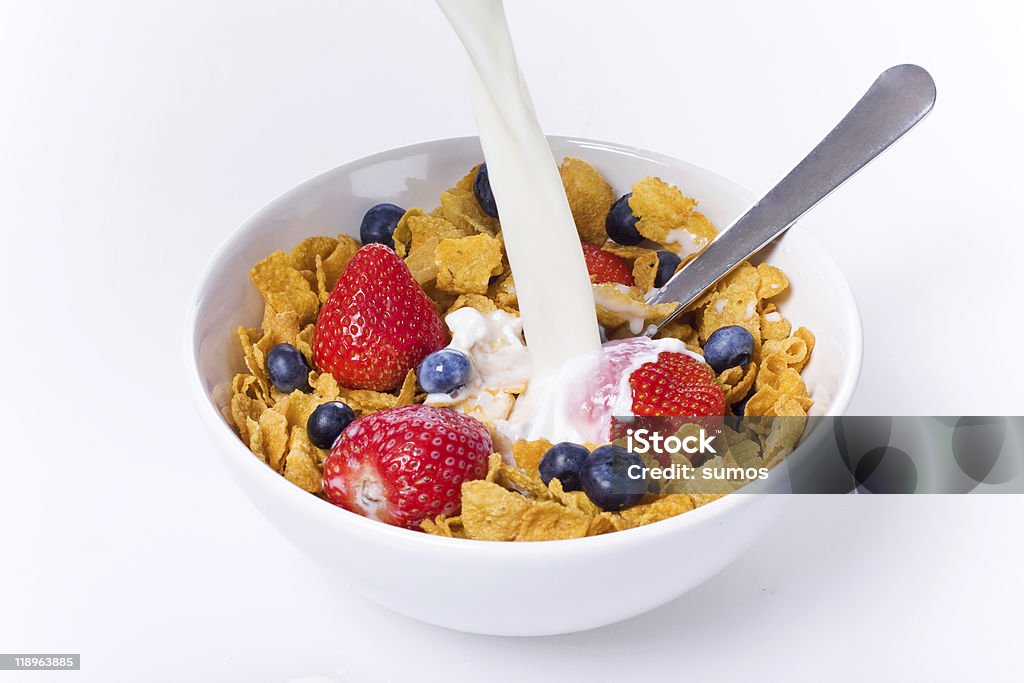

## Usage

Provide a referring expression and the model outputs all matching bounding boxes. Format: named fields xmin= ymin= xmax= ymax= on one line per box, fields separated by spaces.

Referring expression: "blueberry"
xmin=538 ymin=442 xmax=590 ymax=491
xmin=473 ymin=163 xmax=499 ymax=218
xmin=417 ymin=349 xmax=473 ymax=394
xmin=306 ymin=401 xmax=355 ymax=450
xmin=359 ymin=203 xmax=405 ymax=249
xmin=703 ymin=325 xmax=755 ymax=374
xmin=580 ymin=445 xmax=647 ymax=511
xmin=605 ymin=193 xmax=643 ymax=245
xmin=266 ymin=343 xmax=312 ymax=393
xmin=654 ymin=250 xmax=681 ymax=288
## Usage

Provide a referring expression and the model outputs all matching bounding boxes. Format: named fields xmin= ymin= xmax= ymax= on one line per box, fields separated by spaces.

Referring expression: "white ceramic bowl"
xmin=186 ymin=136 xmax=862 ymax=636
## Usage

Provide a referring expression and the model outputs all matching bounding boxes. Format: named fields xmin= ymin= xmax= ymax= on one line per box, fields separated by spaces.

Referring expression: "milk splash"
xmin=435 ymin=0 xmax=688 ymax=443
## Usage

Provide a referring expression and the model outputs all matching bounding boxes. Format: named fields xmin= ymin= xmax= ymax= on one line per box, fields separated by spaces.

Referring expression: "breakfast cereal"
xmin=226 ymin=158 xmax=815 ymax=540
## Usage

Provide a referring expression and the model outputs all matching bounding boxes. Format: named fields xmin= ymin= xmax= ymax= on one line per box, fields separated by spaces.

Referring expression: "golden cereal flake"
xmin=592 ymin=283 xmax=676 ymax=334
xmin=421 ymin=282 xmax=460 ymax=314
xmin=755 ymin=354 xmax=788 ymax=392
xmin=515 ymin=502 xmax=591 ymax=541
xmin=245 ymin=416 xmax=265 ymax=461
xmin=289 ymin=236 xmax=338 ymax=272
xmin=395 ymin=369 xmax=419 ymax=407
xmin=760 ymin=305 xmax=793 ymax=341
xmin=689 ymin=493 xmax=727 ymax=508
xmin=653 ymin=320 xmax=699 ymax=348
xmin=547 ymin=478 xmax=600 ymax=518
xmin=633 ymin=494 xmax=696 ymax=525
xmin=588 ymin=512 xmax=629 ymax=535
xmin=283 ymin=426 xmax=323 ymax=493
xmin=422 ymin=514 xmax=467 ymax=538
xmin=404 ymin=213 xmax=470 ymax=284
xmin=487 ymin=273 xmax=519 ymax=311
xmin=421 ymin=515 xmax=452 ymax=537
xmin=719 ymin=363 xmax=757 ymax=406
xmin=435 ymin=234 xmax=504 ymax=295
xmin=792 ymin=327 xmax=815 ymax=372
xmin=460 ymin=480 xmax=533 ymax=541
xmin=318 ymin=235 xmax=361 ymax=293
xmin=392 ymin=208 xmax=422 ymax=258
xmin=511 ymin=439 xmax=552 ymax=478
xmin=629 ymin=177 xmax=696 ymax=243
xmin=762 ymin=336 xmax=809 ymax=368
xmin=756 ymin=264 xmax=790 ymax=300
xmin=250 ymin=251 xmax=321 ymax=326
xmin=448 ymin=166 xmax=480 ymax=194
xmin=440 ymin=189 xmax=500 ymax=236
xmin=230 ymin=392 xmax=266 ymax=444
xmin=763 ymin=415 xmax=807 ymax=465
xmin=495 ymin=462 xmax=550 ymax=500
xmin=446 ymin=294 xmax=498 ymax=315
xmin=237 ymin=326 xmax=269 ymax=400
xmin=628 ymin=178 xmax=716 ymax=256
xmin=255 ymin=311 xmax=302 ymax=357
xmin=601 ymin=242 xmax=658 ymax=260
xmin=698 ymin=286 xmax=761 ymax=346
xmin=559 ymin=157 xmax=615 ymax=244
xmin=690 ymin=262 xmax=760 ymax=312
xmin=631 ymin=250 xmax=660 ymax=293
xmin=258 ymin=407 xmax=290 ymax=472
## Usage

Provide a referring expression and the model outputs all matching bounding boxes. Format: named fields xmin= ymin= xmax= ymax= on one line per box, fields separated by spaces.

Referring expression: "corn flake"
xmin=435 ymin=234 xmax=504 ymax=294
xmin=559 ymin=157 xmax=614 ymax=244
xmin=698 ymin=286 xmax=761 ymax=345
xmin=593 ymin=283 xmax=676 ymax=334
xmin=631 ymin=251 xmax=660 ymax=293
xmin=757 ymin=264 xmax=789 ymax=300
xmin=760 ymin=305 xmax=792 ymax=341
xmin=601 ymin=243 xmax=658 ymax=260
xmin=283 ymin=426 xmax=323 ymax=493
xmin=289 ymin=236 xmax=338 ymax=272
xmin=250 ymin=251 xmax=320 ymax=325
xmin=511 ymin=439 xmax=552 ymax=478
xmin=516 ymin=502 xmax=591 ymax=541
xmin=446 ymin=293 xmax=497 ymax=315
xmin=792 ymin=327 xmax=815 ymax=372
xmin=460 ymin=480 xmax=533 ymax=541
xmin=628 ymin=177 xmax=697 ymax=244
xmin=440 ymin=189 xmax=500 ymax=236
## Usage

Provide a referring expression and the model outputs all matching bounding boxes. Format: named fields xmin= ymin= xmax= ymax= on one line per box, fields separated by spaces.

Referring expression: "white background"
xmin=2 ymin=1 xmax=1023 ymax=681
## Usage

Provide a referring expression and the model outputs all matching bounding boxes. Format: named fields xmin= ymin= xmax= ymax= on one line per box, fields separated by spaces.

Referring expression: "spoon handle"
xmin=646 ymin=64 xmax=936 ymax=329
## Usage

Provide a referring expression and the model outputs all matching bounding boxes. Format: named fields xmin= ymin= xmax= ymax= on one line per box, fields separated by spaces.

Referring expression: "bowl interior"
xmin=191 ymin=136 xmax=861 ymax=437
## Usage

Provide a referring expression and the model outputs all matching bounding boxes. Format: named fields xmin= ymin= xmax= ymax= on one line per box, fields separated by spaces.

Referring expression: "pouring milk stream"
xmin=435 ymin=0 xmax=699 ymax=445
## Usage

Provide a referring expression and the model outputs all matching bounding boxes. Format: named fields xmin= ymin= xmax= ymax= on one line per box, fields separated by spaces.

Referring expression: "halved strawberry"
xmin=314 ymin=244 xmax=448 ymax=391
xmin=627 ymin=352 xmax=726 ymax=466
xmin=629 ymin=352 xmax=726 ymax=418
xmin=582 ymin=242 xmax=634 ymax=286
xmin=322 ymin=405 xmax=492 ymax=529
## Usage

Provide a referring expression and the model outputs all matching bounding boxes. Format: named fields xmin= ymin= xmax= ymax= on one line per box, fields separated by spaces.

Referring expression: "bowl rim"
xmin=185 ymin=134 xmax=863 ymax=555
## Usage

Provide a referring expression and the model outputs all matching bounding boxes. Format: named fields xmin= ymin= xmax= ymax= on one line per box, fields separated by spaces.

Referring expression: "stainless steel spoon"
xmin=645 ymin=64 xmax=936 ymax=333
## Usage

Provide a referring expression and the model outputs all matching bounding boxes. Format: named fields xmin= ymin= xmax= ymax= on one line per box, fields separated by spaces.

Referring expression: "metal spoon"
xmin=645 ymin=64 xmax=936 ymax=333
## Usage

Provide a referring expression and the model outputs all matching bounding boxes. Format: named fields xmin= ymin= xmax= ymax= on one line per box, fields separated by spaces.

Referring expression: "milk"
xmin=434 ymin=0 xmax=602 ymax=379
xmin=435 ymin=0 xmax=688 ymax=444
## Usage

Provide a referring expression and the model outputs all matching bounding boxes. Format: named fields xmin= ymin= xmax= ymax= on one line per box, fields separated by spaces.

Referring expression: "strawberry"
xmin=629 ymin=352 xmax=726 ymax=418
xmin=582 ymin=242 xmax=634 ymax=286
xmin=314 ymin=244 xmax=448 ymax=391
xmin=627 ymin=352 xmax=726 ymax=467
xmin=322 ymin=405 xmax=492 ymax=529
